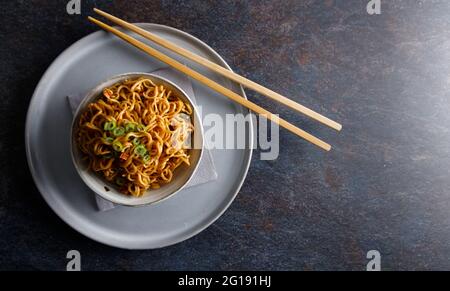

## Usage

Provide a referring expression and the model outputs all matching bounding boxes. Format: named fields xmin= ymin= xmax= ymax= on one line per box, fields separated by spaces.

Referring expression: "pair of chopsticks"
xmin=89 ymin=8 xmax=341 ymax=151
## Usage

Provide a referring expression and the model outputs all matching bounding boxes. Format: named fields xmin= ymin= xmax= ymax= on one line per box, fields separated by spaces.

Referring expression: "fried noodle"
xmin=75 ymin=77 xmax=193 ymax=196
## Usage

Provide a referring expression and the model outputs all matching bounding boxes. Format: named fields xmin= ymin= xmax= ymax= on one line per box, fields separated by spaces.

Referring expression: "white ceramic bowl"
xmin=70 ymin=73 xmax=204 ymax=206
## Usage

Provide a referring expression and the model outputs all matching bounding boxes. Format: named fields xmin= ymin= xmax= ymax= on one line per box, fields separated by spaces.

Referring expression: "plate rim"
xmin=25 ymin=23 xmax=253 ymax=249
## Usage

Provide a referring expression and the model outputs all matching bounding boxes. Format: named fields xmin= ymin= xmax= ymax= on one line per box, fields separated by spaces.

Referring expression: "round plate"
xmin=25 ymin=23 xmax=253 ymax=249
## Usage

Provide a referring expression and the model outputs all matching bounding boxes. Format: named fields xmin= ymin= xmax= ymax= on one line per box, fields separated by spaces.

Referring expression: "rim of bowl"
xmin=70 ymin=72 xmax=204 ymax=207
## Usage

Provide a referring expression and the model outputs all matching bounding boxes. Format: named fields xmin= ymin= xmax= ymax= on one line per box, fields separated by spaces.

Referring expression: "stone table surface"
xmin=1 ymin=0 xmax=450 ymax=270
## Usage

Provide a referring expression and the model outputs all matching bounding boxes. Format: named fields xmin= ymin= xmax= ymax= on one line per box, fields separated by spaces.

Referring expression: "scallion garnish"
xmin=112 ymin=141 xmax=124 ymax=152
xmin=137 ymin=124 xmax=145 ymax=132
xmin=116 ymin=177 xmax=126 ymax=186
xmin=134 ymin=144 xmax=147 ymax=156
xmin=125 ymin=122 xmax=137 ymax=132
xmin=103 ymin=153 xmax=114 ymax=159
xmin=103 ymin=120 xmax=116 ymax=131
xmin=103 ymin=137 xmax=114 ymax=144
xmin=112 ymin=126 xmax=125 ymax=137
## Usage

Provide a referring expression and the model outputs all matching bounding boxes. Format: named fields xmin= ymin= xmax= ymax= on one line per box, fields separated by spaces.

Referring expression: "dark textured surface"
xmin=1 ymin=0 xmax=450 ymax=270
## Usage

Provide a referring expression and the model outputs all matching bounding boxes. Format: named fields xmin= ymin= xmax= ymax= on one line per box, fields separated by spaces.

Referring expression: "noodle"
xmin=75 ymin=77 xmax=194 ymax=196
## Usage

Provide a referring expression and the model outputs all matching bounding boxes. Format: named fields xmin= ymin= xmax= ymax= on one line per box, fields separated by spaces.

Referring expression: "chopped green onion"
xmin=132 ymin=138 xmax=141 ymax=146
xmin=134 ymin=144 xmax=147 ymax=156
xmin=103 ymin=120 xmax=116 ymax=131
xmin=125 ymin=122 xmax=137 ymax=132
xmin=143 ymin=154 xmax=151 ymax=164
xmin=103 ymin=153 xmax=114 ymax=159
xmin=112 ymin=126 xmax=125 ymax=137
xmin=137 ymin=124 xmax=146 ymax=132
xmin=116 ymin=177 xmax=126 ymax=186
xmin=103 ymin=137 xmax=114 ymax=144
xmin=112 ymin=141 xmax=124 ymax=152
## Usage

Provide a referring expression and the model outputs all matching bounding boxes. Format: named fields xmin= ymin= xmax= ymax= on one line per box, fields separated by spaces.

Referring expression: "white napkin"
xmin=68 ymin=67 xmax=218 ymax=211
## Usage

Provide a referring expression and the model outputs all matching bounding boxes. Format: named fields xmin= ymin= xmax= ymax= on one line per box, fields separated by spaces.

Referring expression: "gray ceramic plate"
xmin=25 ymin=23 xmax=253 ymax=249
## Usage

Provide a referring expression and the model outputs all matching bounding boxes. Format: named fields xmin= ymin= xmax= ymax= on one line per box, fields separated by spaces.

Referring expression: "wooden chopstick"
xmin=88 ymin=16 xmax=331 ymax=151
xmin=93 ymin=8 xmax=342 ymax=132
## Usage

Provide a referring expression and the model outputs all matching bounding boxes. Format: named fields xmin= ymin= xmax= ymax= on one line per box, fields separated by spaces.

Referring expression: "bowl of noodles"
xmin=71 ymin=73 xmax=204 ymax=206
